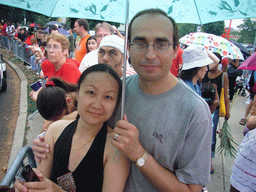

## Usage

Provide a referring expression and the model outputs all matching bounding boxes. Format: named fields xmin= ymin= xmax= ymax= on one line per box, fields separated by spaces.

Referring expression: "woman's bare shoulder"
xmin=46 ymin=120 xmax=74 ymax=141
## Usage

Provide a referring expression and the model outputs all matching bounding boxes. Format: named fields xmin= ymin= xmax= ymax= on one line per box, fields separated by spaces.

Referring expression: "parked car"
xmin=0 ymin=54 xmax=7 ymax=92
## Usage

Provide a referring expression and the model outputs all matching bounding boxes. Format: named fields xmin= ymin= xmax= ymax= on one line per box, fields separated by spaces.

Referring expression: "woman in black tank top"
xmin=202 ymin=53 xmax=230 ymax=174
xmin=22 ymin=64 xmax=130 ymax=192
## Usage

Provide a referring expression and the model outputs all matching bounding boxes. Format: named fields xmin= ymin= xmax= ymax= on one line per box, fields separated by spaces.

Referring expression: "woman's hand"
xmin=225 ymin=111 xmax=230 ymax=120
xmin=14 ymin=168 xmax=64 ymax=192
xmin=32 ymin=136 xmax=50 ymax=162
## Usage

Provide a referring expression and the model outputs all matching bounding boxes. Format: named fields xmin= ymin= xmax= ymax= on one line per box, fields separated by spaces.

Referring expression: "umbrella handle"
xmin=120 ymin=0 xmax=130 ymax=120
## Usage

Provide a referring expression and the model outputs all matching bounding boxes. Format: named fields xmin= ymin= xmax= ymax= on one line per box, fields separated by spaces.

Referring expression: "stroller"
xmin=234 ymin=70 xmax=251 ymax=97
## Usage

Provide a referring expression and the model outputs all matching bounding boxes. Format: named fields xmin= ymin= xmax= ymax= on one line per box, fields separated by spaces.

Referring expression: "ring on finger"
xmin=114 ymin=133 xmax=119 ymax=141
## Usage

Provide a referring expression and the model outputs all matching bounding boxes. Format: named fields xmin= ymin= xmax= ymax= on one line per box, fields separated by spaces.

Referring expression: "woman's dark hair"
xmin=213 ymin=52 xmax=222 ymax=64
xmin=77 ymin=64 xmax=122 ymax=120
xmin=86 ymin=35 xmax=97 ymax=53
xmin=201 ymin=82 xmax=216 ymax=106
xmin=179 ymin=67 xmax=200 ymax=81
xmin=37 ymin=77 xmax=78 ymax=121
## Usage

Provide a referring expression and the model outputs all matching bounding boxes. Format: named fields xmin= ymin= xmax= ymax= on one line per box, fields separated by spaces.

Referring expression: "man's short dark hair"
xmin=49 ymin=25 xmax=58 ymax=34
xmin=76 ymin=19 xmax=89 ymax=31
xmin=128 ymin=8 xmax=179 ymax=49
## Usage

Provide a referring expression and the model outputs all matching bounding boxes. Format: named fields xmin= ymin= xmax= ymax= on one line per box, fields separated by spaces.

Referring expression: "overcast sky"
xmin=225 ymin=19 xmax=244 ymax=29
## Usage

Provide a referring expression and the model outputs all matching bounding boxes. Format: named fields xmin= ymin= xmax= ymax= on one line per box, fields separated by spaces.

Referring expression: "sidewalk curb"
xmin=3 ymin=56 xmax=28 ymax=170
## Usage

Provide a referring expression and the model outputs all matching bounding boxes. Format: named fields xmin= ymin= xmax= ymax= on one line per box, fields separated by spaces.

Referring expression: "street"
xmin=0 ymin=63 xmax=20 ymax=181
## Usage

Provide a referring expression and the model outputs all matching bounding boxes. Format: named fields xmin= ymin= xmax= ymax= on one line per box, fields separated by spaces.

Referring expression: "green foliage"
xmin=237 ymin=19 xmax=256 ymax=44
xmin=217 ymin=119 xmax=238 ymax=158
xmin=177 ymin=23 xmax=197 ymax=38
xmin=202 ymin=21 xmax=225 ymax=36
xmin=0 ymin=5 xmax=120 ymax=30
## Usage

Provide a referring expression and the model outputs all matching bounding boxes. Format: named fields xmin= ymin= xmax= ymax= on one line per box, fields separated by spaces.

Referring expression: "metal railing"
xmin=0 ymin=36 xmax=33 ymax=65
xmin=0 ymin=146 xmax=37 ymax=187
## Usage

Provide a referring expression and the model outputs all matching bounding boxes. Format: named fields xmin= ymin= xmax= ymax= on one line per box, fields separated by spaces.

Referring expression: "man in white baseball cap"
xmin=97 ymin=35 xmax=125 ymax=77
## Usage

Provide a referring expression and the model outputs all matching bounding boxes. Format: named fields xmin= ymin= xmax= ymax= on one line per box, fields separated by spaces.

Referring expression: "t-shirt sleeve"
xmin=79 ymin=54 xmax=89 ymax=73
xmin=175 ymin=101 xmax=212 ymax=185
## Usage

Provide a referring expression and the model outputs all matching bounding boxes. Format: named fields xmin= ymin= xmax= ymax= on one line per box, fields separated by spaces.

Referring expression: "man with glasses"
xmin=41 ymin=33 xmax=81 ymax=84
xmin=20 ymin=8 xmax=212 ymax=192
xmin=110 ymin=8 xmax=212 ymax=191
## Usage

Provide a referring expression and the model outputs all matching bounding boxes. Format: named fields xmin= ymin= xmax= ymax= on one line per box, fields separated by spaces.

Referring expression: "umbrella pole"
xmin=120 ymin=0 xmax=130 ymax=120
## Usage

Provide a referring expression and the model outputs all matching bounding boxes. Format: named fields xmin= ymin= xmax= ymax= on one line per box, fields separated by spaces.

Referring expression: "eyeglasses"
xmin=45 ymin=45 xmax=61 ymax=51
xmin=129 ymin=41 xmax=174 ymax=51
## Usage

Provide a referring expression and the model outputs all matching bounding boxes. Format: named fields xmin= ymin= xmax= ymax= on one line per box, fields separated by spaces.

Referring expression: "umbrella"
xmin=238 ymin=52 xmax=256 ymax=70
xmin=2 ymin=0 xmax=255 ymax=117
xmin=29 ymin=23 xmax=41 ymax=28
xmin=44 ymin=27 xmax=69 ymax=36
xmin=1 ymin=0 xmax=256 ymax=25
xmin=45 ymin=21 xmax=64 ymax=28
xmin=230 ymin=40 xmax=250 ymax=57
xmin=179 ymin=32 xmax=244 ymax=60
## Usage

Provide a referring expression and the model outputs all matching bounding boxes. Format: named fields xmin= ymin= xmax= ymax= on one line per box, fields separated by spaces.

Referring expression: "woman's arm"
xmin=223 ymin=73 xmax=230 ymax=120
xmin=102 ymin=133 xmax=131 ymax=192
xmin=207 ymin=51 xmax=220 ymax=70
xmin=37 ymin=124 xmax=56 ymax=178
xmin=229 ymin=59 xmax=240 ymax=68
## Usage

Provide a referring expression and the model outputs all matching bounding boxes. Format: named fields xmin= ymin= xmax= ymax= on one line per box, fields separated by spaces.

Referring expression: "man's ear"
xmin=173 ymin=44 xmax=178 ymax=59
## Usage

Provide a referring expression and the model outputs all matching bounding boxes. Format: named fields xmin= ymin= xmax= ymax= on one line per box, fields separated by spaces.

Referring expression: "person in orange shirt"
xmin=74 ymin=19 xmax=90 ymax=63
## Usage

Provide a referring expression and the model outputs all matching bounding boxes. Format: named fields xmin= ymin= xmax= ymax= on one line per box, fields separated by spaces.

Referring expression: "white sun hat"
xmin=182 ymin=45 xmax=214 ymax=70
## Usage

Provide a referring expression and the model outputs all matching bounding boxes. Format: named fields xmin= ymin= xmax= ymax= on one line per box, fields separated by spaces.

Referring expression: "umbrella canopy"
xmin=29 ymin=23 xmax=41 ymax=28
xmin=230 ymin=40 xmax=250 ymax=57
xmin=44 ymin=27 xmax=69 ymax=36
xmin=1 ymin=0 xmax=256 ymax=24
xmin=238 ymin=51 xmax=256 ymax=70
xmin=179 ymin=32 xmax=244 ymax=60
xmin=45 ymin=21 xmax=64 ymax=28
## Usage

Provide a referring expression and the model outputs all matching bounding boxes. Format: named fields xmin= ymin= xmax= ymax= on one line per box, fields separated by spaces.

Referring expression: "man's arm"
xmin=111 ymin=114 xmax=204 ymax=192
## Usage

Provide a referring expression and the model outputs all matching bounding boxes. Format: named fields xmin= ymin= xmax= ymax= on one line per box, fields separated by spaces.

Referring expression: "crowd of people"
xmin=1 ymin=8 xmax=256 ymax=192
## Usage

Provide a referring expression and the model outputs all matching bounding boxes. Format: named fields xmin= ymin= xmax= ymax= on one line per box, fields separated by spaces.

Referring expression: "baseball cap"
xmin=182 ymin=45 xmax=214 ymax=70
xmin=99 ymin=35 xmax=124 ymax=54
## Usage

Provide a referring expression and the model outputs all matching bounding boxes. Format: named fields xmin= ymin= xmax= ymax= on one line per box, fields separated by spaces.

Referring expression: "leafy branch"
xmin=217 ymin=119 xmax=238 ymax=158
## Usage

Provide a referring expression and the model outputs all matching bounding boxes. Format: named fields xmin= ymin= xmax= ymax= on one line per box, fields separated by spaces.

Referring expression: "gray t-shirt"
xmin=112 ymin=75 xmax=212 ymax=191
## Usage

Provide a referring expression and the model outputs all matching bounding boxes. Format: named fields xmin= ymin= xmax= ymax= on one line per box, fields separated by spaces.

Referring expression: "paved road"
xmin=0 ymin=63 xmax=20 ymax=181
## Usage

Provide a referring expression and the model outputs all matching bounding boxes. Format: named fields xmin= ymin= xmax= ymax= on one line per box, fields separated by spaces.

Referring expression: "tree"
xmin=177 ymin=23 xmax=197 ymax=38
xmin=202 ymin=21 xmax=225 ymax=36
xmin=237 ymin=19 xmax=256 ymax=44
